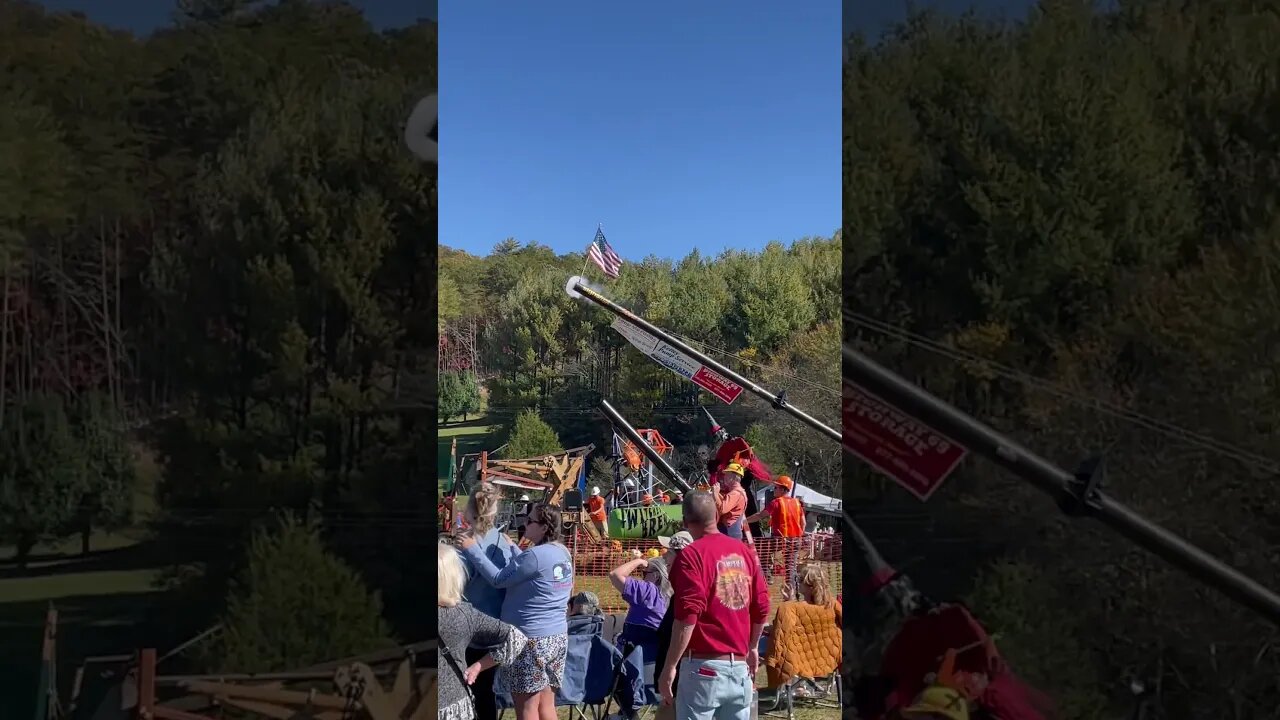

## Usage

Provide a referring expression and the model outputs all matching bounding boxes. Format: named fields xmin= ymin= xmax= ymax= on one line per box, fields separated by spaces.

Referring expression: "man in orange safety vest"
xmin=745 ymin=475 xmax=807 ymax=588
xmin=746 ymin=475 xmax=805 ymax=538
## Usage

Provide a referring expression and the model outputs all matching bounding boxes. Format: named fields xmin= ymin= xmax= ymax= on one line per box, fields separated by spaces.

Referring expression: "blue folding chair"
xmin=495 ymin=616 xmax=644 ymax=720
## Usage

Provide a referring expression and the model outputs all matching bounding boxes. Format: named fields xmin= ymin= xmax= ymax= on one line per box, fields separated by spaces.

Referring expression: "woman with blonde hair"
xmin=438 ymin=542 xmax=528 ymax=720
xmin=460 ymin=502 xmax=574 ymax=720
xmin=759 ymin=561 xmax=844 ymax=704
xmin=455 ymin=483 xmax=519 ymax=720
xmin=793 ymin=563 xmax=839 ymax=614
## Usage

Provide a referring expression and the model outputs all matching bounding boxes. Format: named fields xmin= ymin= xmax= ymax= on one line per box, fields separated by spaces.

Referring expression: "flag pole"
xmin=579 ymin=223 xmax=600 ymax=279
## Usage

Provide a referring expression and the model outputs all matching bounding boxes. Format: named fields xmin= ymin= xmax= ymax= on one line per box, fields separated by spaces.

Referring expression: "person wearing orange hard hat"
xmin=745 ymin=475 xmax=807 ymax=588
xmin=745 ymin=475 xmax=805 ymax=539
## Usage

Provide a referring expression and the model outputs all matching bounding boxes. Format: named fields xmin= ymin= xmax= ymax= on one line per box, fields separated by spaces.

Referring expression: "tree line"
xmin=439 ymin=234 xmax=843 ymax=494
xmin=1 ymin=0 xmax=436 ymax=671
xmin=847 ymin=1 xmax=1280 ymax=717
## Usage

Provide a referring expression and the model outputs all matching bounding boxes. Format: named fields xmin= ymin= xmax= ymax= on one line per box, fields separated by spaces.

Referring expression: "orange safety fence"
xmin=559 ymin=530 xmax=843 ymax=614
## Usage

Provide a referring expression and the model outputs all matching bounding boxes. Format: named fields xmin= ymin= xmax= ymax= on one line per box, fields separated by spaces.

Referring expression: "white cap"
xmin=591 ymin=487 xmax=600 ymax=496
xmin=658 ymin=531 xmax=695 ymax=550
xmin=519 ymin=494 xmax=530 ymax=501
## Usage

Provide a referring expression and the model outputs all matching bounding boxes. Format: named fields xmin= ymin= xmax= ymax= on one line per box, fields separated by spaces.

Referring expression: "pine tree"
xmin=0 ymin=395 xmax=88 ymax=566
xmin=208 ymin=514 xmax=393 ymax=673
xmin=504 ymin=410 xmax=562 ymax=459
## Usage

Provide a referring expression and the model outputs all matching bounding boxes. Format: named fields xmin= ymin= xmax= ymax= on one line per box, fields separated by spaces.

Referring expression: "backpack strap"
xmin=440 ymin=640 xmax=475 ymax=702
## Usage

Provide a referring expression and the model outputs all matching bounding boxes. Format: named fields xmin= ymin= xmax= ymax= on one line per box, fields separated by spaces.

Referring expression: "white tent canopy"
xmin=791 ymin=482 xmax=841 ymax=512
xmin=754 ymin=480 xmax=841 ymax=516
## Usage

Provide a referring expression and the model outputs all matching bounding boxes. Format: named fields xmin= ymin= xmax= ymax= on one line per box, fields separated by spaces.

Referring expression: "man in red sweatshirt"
xmin=658 ymin=491 xmax=770 ymax=720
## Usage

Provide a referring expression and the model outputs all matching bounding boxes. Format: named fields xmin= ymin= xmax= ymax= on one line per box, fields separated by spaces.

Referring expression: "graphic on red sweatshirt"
xmin=714 ymin=554 xmax=751 ymax=610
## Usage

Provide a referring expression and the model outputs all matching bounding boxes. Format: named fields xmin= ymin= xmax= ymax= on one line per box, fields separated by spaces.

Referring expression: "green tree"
xmin=0 ymin=394 xmax=87 ymax=565
xmin=966 ymin=560 xmax=1109 ymax=719
xmin=504 ymin=410 xmax=562 ymax=459
xmin=668 ymin=250 xmax=731 ymax=343
xmin=742 ymin=423 xmax=786 ymax=474
xmin=69 ymin=392 xmax=137 ymax=555
xmin=843 ymin=3 xmax=1280 ymax=713
xmin=208 ymin=514 xmax=393 ymax=673
xmin=725 ymin=242 xmax=817 ymax=351
xmin=439 ymin=273 xmax=463 ymax=330
xmin=438 ymin=371 xmax=481 ymax=424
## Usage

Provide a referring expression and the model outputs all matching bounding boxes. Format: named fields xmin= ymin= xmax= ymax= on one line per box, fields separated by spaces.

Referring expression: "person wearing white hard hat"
xmin=514 ymin=495 xmax=532 ymax=540
xmin=618 ymin=476 xmax=638 ymax=508
xmin=586 ymin=486 xmax=609 ymax=539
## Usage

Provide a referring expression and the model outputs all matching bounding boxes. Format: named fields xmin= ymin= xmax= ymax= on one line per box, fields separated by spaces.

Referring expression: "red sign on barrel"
xmin=691 ymin=366 xmax=744 ymax=404
xmin=843 ymin=382 xmax=968 ymax=501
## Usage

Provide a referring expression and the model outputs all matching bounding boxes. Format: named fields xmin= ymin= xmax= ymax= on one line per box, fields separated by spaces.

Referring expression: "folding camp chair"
xmin=759 ymin=601 xmax=843 ymax=720
xmin=587 ymin=629 xmax=662 ymax=720
xmin=494 ymin=614 xmax=613 ymax=720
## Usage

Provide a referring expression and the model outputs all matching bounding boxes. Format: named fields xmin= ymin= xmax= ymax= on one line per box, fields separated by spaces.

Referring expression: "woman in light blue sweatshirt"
xmin=457 ymin=485 xmax=519 ymax=618
xmin=460 ymin=501 xmax=574 ymax=720
xmin=454 ymin=484 xmax=519 ymax=720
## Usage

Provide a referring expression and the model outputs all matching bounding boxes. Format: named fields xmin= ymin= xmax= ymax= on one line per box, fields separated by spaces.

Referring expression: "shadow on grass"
xmin=0 ymin=589 xmax=189 ymax=720
xmin=0 ymin=540 xmax=165 ymax=581
xmin=438 ymin=417 xmax=492 ymax=430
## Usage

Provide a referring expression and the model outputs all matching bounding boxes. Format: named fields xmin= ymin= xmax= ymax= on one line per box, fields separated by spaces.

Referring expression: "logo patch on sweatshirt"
xmin=552 ymin=562 xmax=572 ymax=583
xmin=713 ymin=554 xmax=751 ymax=610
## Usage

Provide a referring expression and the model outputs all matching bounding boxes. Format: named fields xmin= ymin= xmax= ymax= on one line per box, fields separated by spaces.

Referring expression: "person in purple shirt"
xmin=608 ymin=554 xmax=672 ymax=720
xmin=610 ymin=556 xmax=670 ymax=636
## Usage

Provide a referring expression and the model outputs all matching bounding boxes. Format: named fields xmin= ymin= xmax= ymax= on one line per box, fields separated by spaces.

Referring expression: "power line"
xmin=844 ymin=310 xmax=1280 ymax=475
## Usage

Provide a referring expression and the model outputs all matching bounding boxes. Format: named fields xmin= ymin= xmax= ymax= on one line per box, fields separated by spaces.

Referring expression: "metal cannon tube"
xmin=600 ymin=399 xmax=692 ymax=493
xmin=568 ymin=276 xmax=839 ymax=443
xmin=843 ymin=343 xmax=1280 ymax=625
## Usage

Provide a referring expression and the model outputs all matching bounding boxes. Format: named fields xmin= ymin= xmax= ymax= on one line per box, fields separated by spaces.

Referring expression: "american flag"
xmin=586 ymin=228 xmax=622 ymax=279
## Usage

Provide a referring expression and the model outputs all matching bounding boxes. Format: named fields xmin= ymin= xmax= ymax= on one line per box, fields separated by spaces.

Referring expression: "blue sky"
xmin=440 ymin=1 xmax=840 ymax=262
xmin=34 ymin=0 xmax=435 ymax=34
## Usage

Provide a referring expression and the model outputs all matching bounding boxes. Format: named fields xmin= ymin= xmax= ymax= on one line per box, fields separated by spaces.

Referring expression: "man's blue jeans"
xmin=675 ymin=657 xmax=753 ymax=720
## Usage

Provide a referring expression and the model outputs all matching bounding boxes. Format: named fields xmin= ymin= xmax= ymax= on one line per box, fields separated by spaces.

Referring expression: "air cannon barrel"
xmin=567 ymin=276 xmax=839 ymax=443
xmin=600 ymin=400 xmax=692 ymax=493
xmin=843 ymin=343 xmax=1280 ymax=626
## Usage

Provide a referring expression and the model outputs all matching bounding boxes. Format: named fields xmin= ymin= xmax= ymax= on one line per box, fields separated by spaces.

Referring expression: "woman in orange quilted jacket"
xmin=761 ymin=562 xmax=843 ymax=701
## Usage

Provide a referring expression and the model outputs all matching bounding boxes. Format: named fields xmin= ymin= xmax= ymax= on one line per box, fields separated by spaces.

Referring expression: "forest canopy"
xmin=0 ymin=0 xmax=437 ymax=674
xmin=846 ymin=1 xmax=1280 ymax=716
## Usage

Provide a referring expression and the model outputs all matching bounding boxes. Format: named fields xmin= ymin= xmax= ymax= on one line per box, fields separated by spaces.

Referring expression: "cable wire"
xmin=844 ymin=310 xmax=1280 ymax=474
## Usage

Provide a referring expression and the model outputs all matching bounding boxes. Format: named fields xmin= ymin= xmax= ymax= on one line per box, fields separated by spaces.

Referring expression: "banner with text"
xmin=843 ymin=382 xmax=968 ymax=501
xmin=612 ymin=318 xmax=744 ymax=404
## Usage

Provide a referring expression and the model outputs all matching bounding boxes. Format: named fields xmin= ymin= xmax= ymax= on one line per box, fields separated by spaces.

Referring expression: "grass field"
xmin=0 ymin=531 xmax=173 ymax=720
xmin=0 ymin=446 xmax=171 ymax=719
xmin=438 ymin=416 xmax=497 ymax=483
